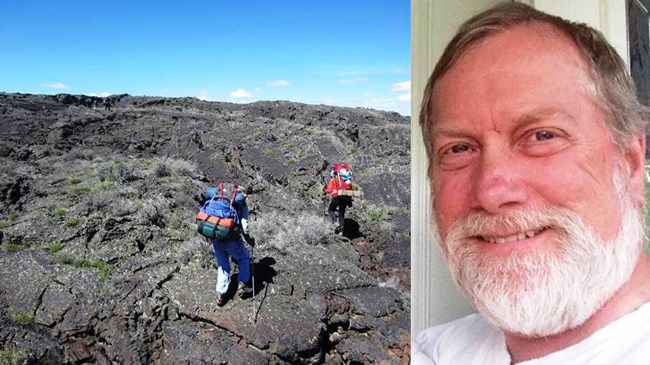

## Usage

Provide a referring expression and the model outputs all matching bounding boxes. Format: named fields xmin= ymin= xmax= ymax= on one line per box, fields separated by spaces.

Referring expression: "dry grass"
xmin=252 ymin=213 xmax=330 ymax=251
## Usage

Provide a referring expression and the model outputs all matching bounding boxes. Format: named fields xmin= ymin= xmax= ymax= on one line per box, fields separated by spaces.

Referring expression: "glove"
xmin=243 ymin=233 xmax=256 ymax=247
xmin=241 ymin=218 xmax=249 ymax=235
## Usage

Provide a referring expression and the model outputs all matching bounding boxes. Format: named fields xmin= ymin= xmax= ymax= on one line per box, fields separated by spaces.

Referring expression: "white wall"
xmin=528 ymin=0 xmax=629 ymax=65
xmin=410 ymin=0 xmax=628 ymax=336
xmin=410 ymin=0 xmax=503 ymax=336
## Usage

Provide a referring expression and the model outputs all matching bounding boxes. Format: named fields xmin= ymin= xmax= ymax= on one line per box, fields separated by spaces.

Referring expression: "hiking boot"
xmin=216 ymin=292 xmax=226 ymax=306
xmin=334 ymin=225 xmax=342 ymax=234
xmin=237 ymin=282 xmax=251 ymax=299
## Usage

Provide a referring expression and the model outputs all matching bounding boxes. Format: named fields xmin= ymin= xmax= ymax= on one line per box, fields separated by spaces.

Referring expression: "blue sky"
xmin=0 ymin=1 xmax=410 ymax=115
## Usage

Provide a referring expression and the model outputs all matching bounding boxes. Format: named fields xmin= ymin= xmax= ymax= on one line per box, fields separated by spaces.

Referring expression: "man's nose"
xmin=470 ymin=148 xmax=528 ymax=213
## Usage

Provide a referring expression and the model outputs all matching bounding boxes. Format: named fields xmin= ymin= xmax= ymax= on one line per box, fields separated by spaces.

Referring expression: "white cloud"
xmin=392 ymin=81 xmax=410 ymax=92
xmin=255 ymin=87 xmax=262 ymax=92
xmin=366 ymin=98 xmax=396 ymax=108
xmin=398 ymin=92 xmax=411 ymax=102
xmin=229 ymin=89 xmax=252 ymax=98
xmin=266 ymin=79 xmax=289 ymax=87
xmin=41 ymin=82 xmax=69 ymax=89
xmin=364 ymin=98 xmax=411 ymax=116
xmin=197 ymin=90 xmax=213 ymax=101
xmin=318 ymin=95 xmax=410 ymax=116
xmin=88 ymin=92 xmax=111 ymax=97
xmin=338 ymin=77 xmax=367 ymax=85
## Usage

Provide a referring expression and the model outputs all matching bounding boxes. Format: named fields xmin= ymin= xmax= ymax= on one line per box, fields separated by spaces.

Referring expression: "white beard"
xmin=435 ymin=177 xmax=644 ymax=337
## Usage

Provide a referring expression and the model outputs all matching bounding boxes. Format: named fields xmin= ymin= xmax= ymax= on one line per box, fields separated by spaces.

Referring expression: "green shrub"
xmin=105 ymin=172 xmax=117 ymax=182
xmin=0 ymin=220 xmax=10 ymax=229
xmin=366 ymin=205 xmax=386 ymax=222
xmin=5 ymin=243 xmax=27 ymax=252
xmin=64 ymin=219 xmax=80 ymax=227
xmin=42 ymin=242 xmax=62 ymax=253
xmin=69 ymin=186 xmax=91 ymax=196
xmin=8 ymin=308 xmax=34 ymax=324
xmin=55 ymin=207 xmax=68 ymax=216
xmin=97 ymin=181 xmax=116 ymax=190
xmin=264 ymin=148 xmax=274 ymax=156
xmin=143 ymin=159 xmax=154 ymax=170
xmin=391 ymin=207 xmax=410 ymax=215
xmin=0 ymin=349 xmax=28 ymax=365
xmin=55 ymin=252 xmax=75 ymax=265
xmin=8 ymin=211 xmax=20 ymax=220
xmin=68 ymin=176 xmax=82 ymax=185
xmin=55 ymin=253 xmax=112 ymax=281
xmin=281 ymin=140 xmax=296 ymax=149
xmin=85 ymin=336 xmax=97 ymax=347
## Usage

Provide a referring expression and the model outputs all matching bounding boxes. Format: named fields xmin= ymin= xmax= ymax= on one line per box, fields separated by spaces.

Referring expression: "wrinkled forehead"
xmin=428 ymin=23 xmax=596 ymax=123
xmin=436 ymin=23 xmax=587 ymax=94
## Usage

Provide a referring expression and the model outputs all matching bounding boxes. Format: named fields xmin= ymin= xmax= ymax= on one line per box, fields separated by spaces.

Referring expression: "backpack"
xmin=330 ymin=163 xmax=352 ymax=183
xmin=196 ymin=182 xmax=245 ymax=240
xmin=329 ymin=163 xmax=358 ymax=198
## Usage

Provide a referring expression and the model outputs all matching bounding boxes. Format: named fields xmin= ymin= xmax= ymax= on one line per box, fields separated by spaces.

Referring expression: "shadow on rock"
xmin=343 ymin=218 xmax=363 ymax=240
xmin=236 ymin=256 xmax=277 ymax=300
xmin=253 ymin=256 xmax=277 ymax=285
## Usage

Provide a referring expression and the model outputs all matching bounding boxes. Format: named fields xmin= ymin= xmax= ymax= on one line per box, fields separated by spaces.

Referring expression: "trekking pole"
xmin=321 ymin=160 xmax=329 ymax=223
xmin=251 ymin=244 xmax=256 ymax=323
xmin=323 ymin=193 xmax=328 ymax=223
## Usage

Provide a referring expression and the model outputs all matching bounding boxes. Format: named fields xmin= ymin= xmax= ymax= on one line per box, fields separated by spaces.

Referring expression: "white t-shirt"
xmin=413 ymin=302 xmax=650 ymax=365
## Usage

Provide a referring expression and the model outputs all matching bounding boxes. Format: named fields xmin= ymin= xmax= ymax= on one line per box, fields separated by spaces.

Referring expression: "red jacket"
xmin=324 ymin=176 xmax=352 ymax=198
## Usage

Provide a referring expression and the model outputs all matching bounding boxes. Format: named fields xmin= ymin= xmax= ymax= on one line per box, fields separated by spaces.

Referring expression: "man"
xmin=414 ymin=3 xmax=650 ymax=364
xmin=103 ymin=97 xmax=111 ymax=111
xmin=206 ymin=185 xmax=255 ymax=306
xmin=323 ymin=164 xmax=353 ymax=234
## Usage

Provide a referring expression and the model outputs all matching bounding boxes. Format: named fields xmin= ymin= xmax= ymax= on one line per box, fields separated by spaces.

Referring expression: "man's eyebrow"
xmin=430 ymin=108 xmax=574 ymax=137
xmin=516 ymin=108 xmax=572 ymax=124
xmin=429 ymin=121 xmax=470 ymax=138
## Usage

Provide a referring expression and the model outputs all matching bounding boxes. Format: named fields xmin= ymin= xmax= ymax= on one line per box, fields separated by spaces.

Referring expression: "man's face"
xmin=428 ymin=24 xmax=645 ymax=336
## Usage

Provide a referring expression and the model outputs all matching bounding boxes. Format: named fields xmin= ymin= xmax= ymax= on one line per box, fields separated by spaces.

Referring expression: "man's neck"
xmin=505 ymin=254 xmax=650 ymax=363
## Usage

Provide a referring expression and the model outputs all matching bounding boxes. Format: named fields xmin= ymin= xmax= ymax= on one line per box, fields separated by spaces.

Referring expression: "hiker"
xmin=323 ymin=163 xmax=353 ymax=234
xmin=413 ymin=3 xmax=650 ymax=364
xmin=103 ymin=98 xmax=111 ymax=111
xmin=196 ymin=183 xmax=255 ymax=306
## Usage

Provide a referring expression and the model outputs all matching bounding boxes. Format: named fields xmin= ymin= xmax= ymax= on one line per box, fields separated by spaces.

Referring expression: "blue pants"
xmin=211 ymin=239 xmax=250 ymax=294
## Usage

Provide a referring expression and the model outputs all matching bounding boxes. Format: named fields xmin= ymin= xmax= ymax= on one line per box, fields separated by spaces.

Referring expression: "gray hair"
xmin=419 ymin=2 xmax=649 ymax=161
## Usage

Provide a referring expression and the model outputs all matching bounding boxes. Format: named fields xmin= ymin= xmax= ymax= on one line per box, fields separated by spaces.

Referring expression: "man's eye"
xmin=519 ymin=128 xmax=568 ymax=157
xmin=448 ymin=144 xmax=470 ymax=154
xmin=533 ymin=130 xmax=555 ymax=141
xmin=436 ymin=141 xmax=476 ymax=169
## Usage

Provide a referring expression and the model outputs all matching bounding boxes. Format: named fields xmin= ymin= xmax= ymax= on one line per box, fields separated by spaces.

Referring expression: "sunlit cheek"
xmin=432 ymin=197 xmax=462 ymax=248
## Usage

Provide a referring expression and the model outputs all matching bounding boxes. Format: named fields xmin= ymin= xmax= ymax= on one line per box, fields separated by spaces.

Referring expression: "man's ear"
xmin=624 ymin=132 xmax=646 ymax=210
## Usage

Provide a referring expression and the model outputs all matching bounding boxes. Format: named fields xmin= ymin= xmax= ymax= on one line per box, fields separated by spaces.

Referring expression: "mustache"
xmin=446 ymin=208 xmax=588 ymax=241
